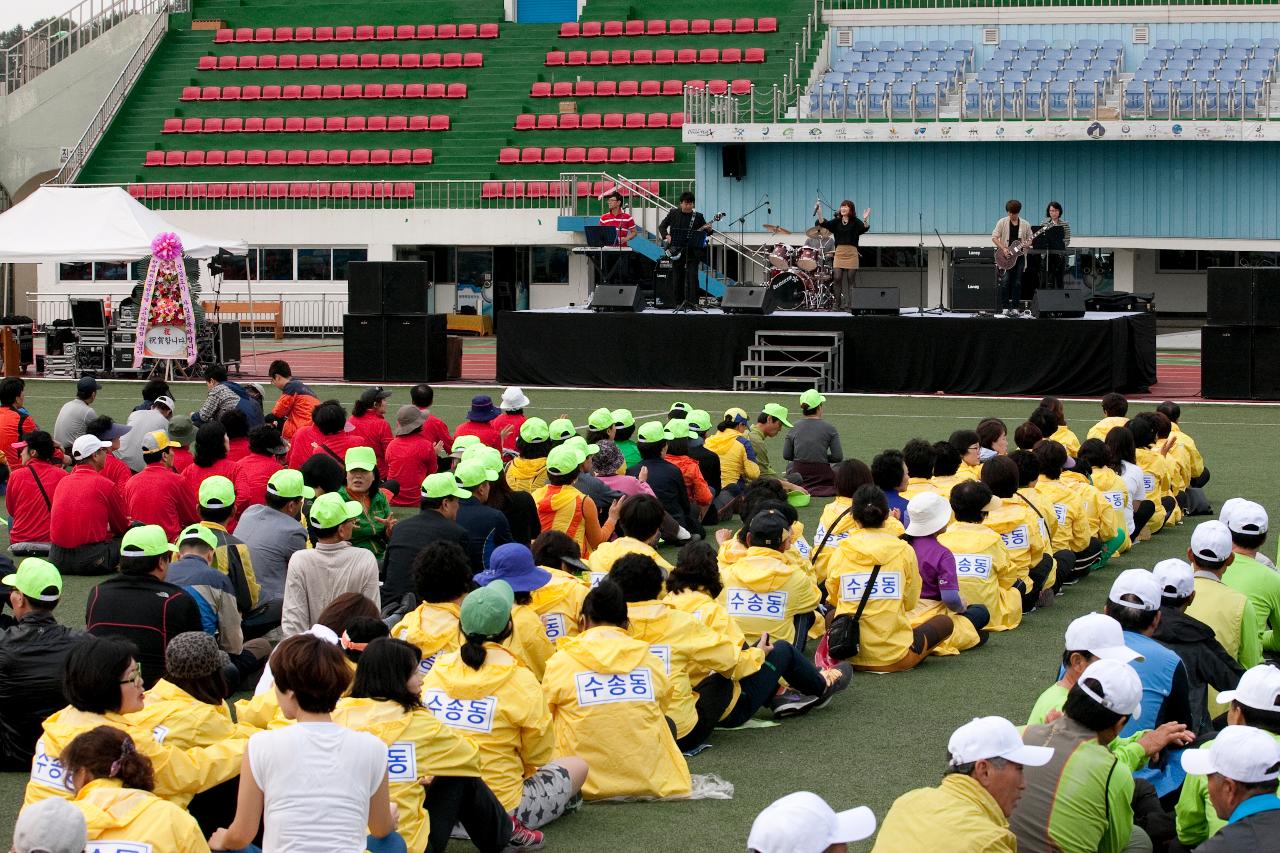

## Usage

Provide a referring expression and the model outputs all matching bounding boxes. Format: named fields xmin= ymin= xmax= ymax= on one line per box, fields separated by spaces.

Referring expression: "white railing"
xmin=784 ymin=0 xmax=825 ymax=93
xmin=27 ymin=292 xmax=347 ymax=333
xmin=1 ymin=0 xmax=183 ymax=95
xmin=51 ymin=8 xmax=173 ymax=184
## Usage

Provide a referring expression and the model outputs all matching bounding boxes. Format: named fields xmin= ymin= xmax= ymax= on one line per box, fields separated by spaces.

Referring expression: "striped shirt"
xmin=599 ymin=210 xmax=636 ymax=246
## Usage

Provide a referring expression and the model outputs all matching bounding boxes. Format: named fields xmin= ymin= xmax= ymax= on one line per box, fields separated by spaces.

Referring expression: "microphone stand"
xmin=731 ymin=197 xmax=772 ymax=278
xmin=925 ymin=228 xmax=949 ymax=314
xmin=914 ymin=212 xmax=926 ymax=314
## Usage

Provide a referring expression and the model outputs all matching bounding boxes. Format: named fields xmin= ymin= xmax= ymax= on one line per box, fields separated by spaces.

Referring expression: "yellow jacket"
xmin=717 ymin=546 xmax=821 ymax=646
xmin=625 ymin=600 xmax=742 ymax=738
xmin=1171 ymin=423 xmax=1204 ymax=478
xmin=930 ymin=474 xmax=968 ymax=499
xmin=542 ymin=625 xmax=690 ymax=800
xmin=391 ymin=601 xmax=463 ymax=673
xmin=332 ymin=696 xmax=483 ymax=852
xmin=825 ymin=528 xmax=921 ymax=667
xmin=811 ymin=498 xmax=905 ymax=584
xmin=1087 ymin=415 xmax=1130 ymax=442
xmin=958 ymin=462 xmax=981 ymax=481
xmin=664 ymin=588 xmax=765 ymax=710
xmin=1062 ymin=471 xmax=1120 ymax=543
xmin=505 ymin=456 xmax=548 ymax=493
xmin=74 ymin=778 xmax=210 ymax=853
xmin=588 ymin=537 xmax=673 ymax=578
xmin=703 ymin=428 xmax=760 ymax=488
xmin=420 ymin=644 xmax=551 ymax=811
xmin=983 ymin=497 xmax=1049 ymax=589
xmin=529 ymin=567 xmax=589 ymax=641
xmin=938 ymin=521 xmax=1021 ymax=632
xmin=135 ymin=679 xmax=237 ymax=750
xmin=900 ymin=478 xmax=939 ymax=501
xmin=237 ymin=659 xmax=357 ymax=731
xmin=25 ymin=706 xmax=247 ymax=809
xmin=719 ymin=521 xmax=818 ymax=584
xmin=1036 ymin=475 xmax=1091 ymax=552
xmin=1136 ymin=446 xmax=1180 ymax=530
xmin=502 ymin=603 xmax=556 ymax=681
xmin=1050 ymin=425 xmax=1081 ymax=457
xmin=873 ymin=773 xmax=1017 ymax=853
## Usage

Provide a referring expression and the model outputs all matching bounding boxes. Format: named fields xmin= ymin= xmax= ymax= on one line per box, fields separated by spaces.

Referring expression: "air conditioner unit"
xmin=982 ymin=27 xmax=999 ymax=46
xmin=835 ymin=29 xmax=853 ymax=48
xmin=1133 ymin=25 xmax=1149 ymax=44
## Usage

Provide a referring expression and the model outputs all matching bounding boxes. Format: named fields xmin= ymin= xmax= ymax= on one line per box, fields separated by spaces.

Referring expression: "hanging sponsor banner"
xmin=684 ymin=120 xmax=1280 ymax=144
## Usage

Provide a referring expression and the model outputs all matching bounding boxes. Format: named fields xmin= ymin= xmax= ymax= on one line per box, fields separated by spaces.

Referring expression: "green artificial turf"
xmin=2 ymin=380 xmax=1277 ymax=851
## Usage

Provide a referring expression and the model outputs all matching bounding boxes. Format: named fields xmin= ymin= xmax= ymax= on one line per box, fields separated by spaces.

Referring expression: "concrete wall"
xmin=0 ymin=12 xmax=158 ymax=197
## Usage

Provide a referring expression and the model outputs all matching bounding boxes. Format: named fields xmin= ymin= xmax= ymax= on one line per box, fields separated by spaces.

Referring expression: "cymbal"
xmin=805 ymin=225 xmax=832 ymax=239
xmin=762 ymin=223 xmax=790 ymax=235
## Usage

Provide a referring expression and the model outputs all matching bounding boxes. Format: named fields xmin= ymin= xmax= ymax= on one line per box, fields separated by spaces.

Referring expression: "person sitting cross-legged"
xmin=5 ymin=430 xmax=67 ymax=558
xmin=281 ymin=493 xmax=381 ymax=638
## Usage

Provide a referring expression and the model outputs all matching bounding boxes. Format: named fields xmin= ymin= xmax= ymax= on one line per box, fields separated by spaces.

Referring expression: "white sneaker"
xmin=676 ymin=526 xmax=692 ymax=541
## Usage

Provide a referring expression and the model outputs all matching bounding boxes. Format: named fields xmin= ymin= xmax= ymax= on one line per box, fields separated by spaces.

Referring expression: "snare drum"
xmin=767 ymin=243 xmax=794 ymax=270
xmin=795 ymin=245 xmax=822 ymax=271
xmin=768 ymin=268 xmax=812 ymax=310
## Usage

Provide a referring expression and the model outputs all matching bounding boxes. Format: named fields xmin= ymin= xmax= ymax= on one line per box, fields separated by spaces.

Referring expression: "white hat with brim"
xmin=500 ymin=387 xmax=531 ymax=410
xmin=1064 ymin=613 xmax=1143 ymax=665
xmin=947 ymin=716 xmax=1054 ymax=768
xmin=1180 ymin=725 xmax=1280 ymax=784
xmin=904 ymin=492 xmax=951 ymax=537
xmin=1077 ymin=658 xmax=1144 ymax=717
xmin=746 ymin=792 xmax=877 ymax=853
xmin=1216 ymin=664 xmax=1280 ymax=712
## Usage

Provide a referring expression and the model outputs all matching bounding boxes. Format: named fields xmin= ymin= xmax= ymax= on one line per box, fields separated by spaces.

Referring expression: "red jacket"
xmin=455 ymin=420 xmax=502 ymax=451
xmin=125 ymin=462 xmax=199 ymax=540
xmin=350 ymin=411 xmax=393 ymax=470
xmin=286 ymin=424 xmax=370 ymax=470
xmin=5 ymin=460 xmax=68 ymax=544
xmin=664 ymin=453 xmax=714 ymax=506
xmin=100 ymin=453 xmax=133 ymax=500
xmin=181 ymin=458 xmax=239 ymax=505
xmin=49 ymin=465 xmax=129 ymax=548
xmin=418 ymin=410 xmax=453 ymax=449
xmin=0 ymin=407 xmax=35 ymax=468
xmin=386 ymin=432 xmax=438 ymax=507
xmin=226 ymin=437 xmax=251 ymax=463
xmin=172 ymin=447 xmax=194 ymax=473
xmin=233 ymin=451 xmax=282 ymax=516
xmin=491 ymin=413 xmax=525 ymax=454
xmin=271 ymin=378 xmax=318 ymax=440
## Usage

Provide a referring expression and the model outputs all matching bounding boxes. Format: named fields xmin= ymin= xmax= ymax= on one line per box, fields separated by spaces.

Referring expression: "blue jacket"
xmin=1123 ymin=629 xmax=1192 ymax=796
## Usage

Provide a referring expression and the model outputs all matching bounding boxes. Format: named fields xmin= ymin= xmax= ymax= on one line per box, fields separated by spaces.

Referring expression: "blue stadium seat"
xmin=876 ymin=40 xmax=898 ymax=52
xmin=903 ymin=41 xmax=924 ymax=52
xmin=954 ymin=40 xmax=974 ymax=53
xmin=1206 ymin=38 xmax=1228 ymax=51
xmin=1026 ymin=39 xmax=1047 ymax=52
xmin=1102 ymin=39 xmax=1124 ymax=51
xmin=928 ymin=40 xmax=948 ymax=52
xmin=853 ymin=40 xmax=875 ymax=53
xmin=963 ymin=83 xmax=984 ymax=115
xmin=1180 ymin=38 xmax=1202 ymax=52
xmin=1024 ymin=82 xmax=1045 ymax=113
xmin=1153 ymin=39 xmax=1176 ymax=51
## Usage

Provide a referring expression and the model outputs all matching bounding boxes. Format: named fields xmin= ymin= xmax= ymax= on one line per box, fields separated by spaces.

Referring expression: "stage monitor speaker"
xmin=590 ymin=285 xmax=643 ymax=312
xmin=849 ymin=286 xmax=900 ymax=316
xmin=722 ymin=144 xmax=746 ymax=179
xmin=1202 ymin=326 xmax=1252 ymax=399
xmin=343 ymin=315 xmax=386 ymax=382
xmin=215 ymin=321 xmax=241 ymax=363
xmin=346 ymin=262 xmax=384 ymax=315
xmin=1253 ymin=268 xmax=1280 ymax=327
xmin=652 ymin=259 xmax=677 ymax=309
xmin=383 ymin=314 xmax=448 ymax=383
xmin=950 ymin=265 xmax=1000 ymax=311
xmin=381 ymin=261 xmax=431 ymax=315
xmin=721 ymin=284 xmax=775 ymax=315
xmin=1206 ymin=267 xmax=1255 ymax=326
xmin=1031 ymin=288 xmax=1087 ymax=319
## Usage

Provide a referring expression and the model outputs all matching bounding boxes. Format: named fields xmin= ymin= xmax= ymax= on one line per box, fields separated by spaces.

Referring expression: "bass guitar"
xmin=666 ymin=212 xmax=726 ymax=261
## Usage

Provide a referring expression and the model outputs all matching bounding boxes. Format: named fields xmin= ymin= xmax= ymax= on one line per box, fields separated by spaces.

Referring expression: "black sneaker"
xmin=811 ymin=663 xmax=854 ymax=711
xmin=770 ymin=690 xmax=820 ymax=719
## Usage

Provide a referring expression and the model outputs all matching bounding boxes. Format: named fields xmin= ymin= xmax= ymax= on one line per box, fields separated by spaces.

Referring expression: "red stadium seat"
xmin=574 ymin=180 xmax=591 ymax=196
xmin=235 ymin=28 xmax=253 ymax=42
xmin=479 ymin=24 xmax=499 ymax=38
xmin=284 ymin=117 xmax=304 ymax=132
xmin=351 ymin=182 xmax=372 ymax=197
xmin=388 ymin=115 xmax=407 ymax=131
xmin=355 ymin=25 xmax=374 ymax=41
xmin=617 ymin=80 xmax=639 ymax=96
xmin=331 ymin=182 xmax=352 ymax=198
xmin=342 ymin=84 xmax=363 ymax=99
xmin=504 ymin=182 xmax=524 ymax=198
xmin=721 ymin=48 xmax=742 ymax=64
xmin=498 ymin=147 xmax=518 ymax=163
xmin=305 ymin=84 xmax=328 ymax=99
xmin=340 ymin=54 xmax=358 ymax=68
xmin=214 ymin=28 xmax=233 ymax=43
xmin=128 ymin=184 xmax=146 ymax=198
xmin=223 ymin=117 xmax=243 ymax=133
xmin=580 ymin=113 xmax=602 ymax=128
xmin=707 ymin=80 xmax=728 ymax=95
xmin=757 ymin=17 xmax=777 ymax=33
xmin=647 ymin=20 xmax=667 ymax=36
xmin=314 ymin=27 xmax=334 ymax=41
xmin=669 ymin=19 xmax=689 ymax=34
xmin=304 ymin=117 xmax=324 ymax=133
xmin=208 ymin=183 xmax=228 ymax=197
xmin=552 ymin=81 xmax=573 ymax=96
xmin=586 ymin=147 xmax=607 ymax=163
xmin=243 ymin=117 xmax=263 ymax=132
xmin=240 ymin=85 xmax=260 ymax=100
xmin=396 ymin=25 xmax=415 ymax=40
xmin=631 ymin=146 xmax=652 ymax=163
xmin=603 ymin=21 xmax=623 ymax=37
xmin=349 ymin=149 xmax=370 ymax=165
xmin=691 ymin=20 xmax=710 ymax=34
xmin=481 ymin=182 xmax=502 ymax=199
xmin=295 ymin=26 xmax=314 ymax=41
xmin=401 ymin=53 xmax=420 ymax=68
xmin=537 ymin=114 xmax=558 ymax=130
xmin=625 ymin=112 xmax=646 ymax=128
xmin=288 ymin=183 xmax=309 ymax=198
xmin=181 ymin=86 xmax=199 ymax=101
xmin=602 ymin=113 xmax=623 ymax=128
xmin=166 ymin=183 xmax=188 ymax=198
xmin=346 ymin=116 xmax=366 ymax=131
xmin=268 ymin=183 xmax=288 ymax=198
xmin=581 ymin=22 xmax=601 ymax=37
xmin=307 ymin=150 xmax=327 ymax=165
xmin=463 ymin=52 xmax=482 ymax=67
xmin=443 ymin=53 xmax=462 ymax=68
xmin=376 ymin=25 xmax=395 ymax=41
xmin=256 ymin=27 xmax=274 ymax=41
xmin=391 ymin=148 xmax=410 ymax=164
xmin=429 ymin=115 xmax=449 ymax=130
xmin=226 ymin=182 xmax=248 ymax=197
xmin=409 ymin=115 xmax=431 ymax=131
xmin=416 ymin=24 xmax=436 ymax=39
xmin=336 ymin=26 xmax=355 ymax=41
xmin=589 ymin=50 xmax=609 ymax=65
xmin=684 ymin=79 xmax=705 ymax=91
xmin=367 ymin=115 xmax=388 ymax=131
xmin=520 ymin=147 xmax=541 ymax=163
xmin=423 ymin=53 xmax=441 ymax=68
xmin=446 ymin=83 xmax=466 ymax=98
xmin=654 ymin=49 xmax=674 ymax=65
xmin=197 ymin=55 xmax=216 ymax=70
xmin=565 ymin=147 xmax=586 ymax=163
xmin=298 ymin=54 xmax=317 ymax=69
xmin=699 ymin=48 xmax=719 ymax=63
xmin=403 ymin=83 xmax=424 ymax=98
xmin=286 ymin=149 xmax=306 ymax=166
xmin=611 ymin=49 xmax=630 ymax=65
xmin=204 ymin=118 xmax=224 ymax=133
xmin=559 ymin=113 xmax=580 ymax=129
xmin=268 ymin=84 xmax=289 ymax=99
xmin=394 ymin=182 xmax=415 ymax=198
xmin=379 ymin=54 xmax=399 ymax=68
xmin=654 ymin=146 xmax=675 ymax=162
xmin=236 ymin=55 xmax=257 ymax=69
xmin=324 ymin=116 xmax=345 ymax=132
xmin=560 ymin=22 xmax=579 ymax=38
xmin=201 ymin=86 xmax=221 ymax=100
xmin=574 ymin=80 xmax=595 ymax=97
xmin=647 ymin=112 xmax=668 ymax=127
xmin=730 ymin=79 xmax=752 ymax=94
xmin=437 ymin=24 xmax=457 ymax=39
xmin=145 ymin=184 xmax=165 ymax=199
xmin=625 ymin=20 xmax=645 ymax=37
xmin=527 ymin=181 xmax=549 ymax=197
xmin=319 ymin=53 xmax=338 ymax=68
xmin=458 ymin=24 xmax=477 ymax=39
xmin=662 ymin=79 xmax=683 ymax=96
xmin=640 ymin=80 xmax=661 ymax=96
xmin=713 ymin=19 xmax=732 ymax=33
xmin=543 ymin=148 xmax=564 ymax=163
xmin=633 ymin=49 xmax=652 ymax=64
xmin=531 ymin=82 xmax=551 ymax=97
xmin=370 ymin=148 xmax=390 ymax=165
xmin=163 ymin=118 xmax=182 ymax=134
xmin=608 ymin=146 xmax=630 ymax=163
xmin=222 ymin=86 xmax=241 ymax=100
xmin=264 ymin=117 xmax=285 ymax=132
xmin=677 ymin=49 xmax=696 ymax=64
xmin=256 ymin=149 xmax=277 ymax=165
xmin=735 ymin=18 xmax=754 ymax=33
xmin=383 ymin=83 xmax=403 ymax=98
xmin=546 ymin=51 xmax=566 ymax=66
xmin=412 ymin=149 xmax=432 ymax=164
xmin=216 ymin=55 xmax=236 ymax=70
xmin=425 ymin=83 xmax=445 ymax=98
xmin=744 ymin=47 xmax=765 ymax=63
xmin=144 ymin=150 xmax=164 ymax=167
xmin=277 ymin=54 xmax=296 ymax=69
xmin=328 ymin=149 xmax=349 ymax=165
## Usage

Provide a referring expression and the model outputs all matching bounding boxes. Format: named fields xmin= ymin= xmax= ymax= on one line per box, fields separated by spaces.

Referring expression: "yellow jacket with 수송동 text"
xmin=983 ymin=496 xmax=1049 ymax=590
xmin=719 ymin=526 xmax=818 ymax=590
xmin=501 ymin=603 xmax=556 ymax=681
xmin=810 ymin=497 xmax=905 ymax=585
xmin=872 ymin=772 xmax=1017 ymax=853
xmin=74 ymin=777 xmax=210 ymax=853
xmin=1035 ymin=476 xmax=1091 ymax=552
xmin=664 ymin=588 xmax=765 ymax=716
xmin=391 ymin=600 xmax=463 ymax=674
xmin=134 ymin=678 xmax=237 ymax=750
xmin=331 ymin=696 xmax=483 ymax=853
xmin=1062 ymin=470 xmax=1119 ymax=544
xmin=825 ymin=528 xmax=921 ymax=668
xmin=542 ymin=625 xmax=690 ymax=800
xmin=937 ymin=521 xmax=1021 ymax=632
xmin=529 ymin=567 xmax=589 ymax=641
xmin=717 ymin=545 xmax=821 ymax=646
xmin=419 ymin=643 xmax=551 ymax=811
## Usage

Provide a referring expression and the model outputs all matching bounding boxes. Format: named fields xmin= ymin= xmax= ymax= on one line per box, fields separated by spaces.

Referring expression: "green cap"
xmin=547 ymin=418 xmax=577 ymax=442
xmin=611 ymin=408 xmax=635 ymax=429
xmin=799 ymin=389 xmax=827 ymax=409
xmin=460 ymin=579 xmax=515 ymax=636
xmin=198 ymin=475 xmax=236 ymax=509
xmin=309 ymin=492 xmax=363 ymax=528
xmin=546 ymin=444 xmax=584 ymax=476
xmin=177 ymin=523 xmax=218 ymax=550
xmin=587 ymin=408 xmax=615 ymax=431
xmin=267 ymin=469 xmax=315 ymax=500
xmin=761 ymin=403 xmax=793 ymax=428
xmin=563 ymin=435 xmax=599 ymax=456
xmin=121 ymin=525 xmax=179 ymax=558
xmin=2 ymin=558 xmax=62 ymax=601
xmin=518 ymin=417 xmax=550 ymax=443
xmin=669 ymin=400 xmax=692 ymax=416
xmin=636 ymin=421 xmax=673 ymax=444
xmin=345 ymin=446 xmax=377 ymax=472
xmin=462 ymin=444 xmax=505 ymax=476
xmin=455 ymin=458 xmax=500 ymax=488
xmin=167 ymin=414 xmax=196 ymax=445
xmin=666 ymin=419 xmax=692 ymax=440
xmin=687 ymin=409 xmax=712 ymax=432
xmin=451 ymin=434 xmax=483 ymax=455
xmin=421 ymin=471 xmax=471 ymax=500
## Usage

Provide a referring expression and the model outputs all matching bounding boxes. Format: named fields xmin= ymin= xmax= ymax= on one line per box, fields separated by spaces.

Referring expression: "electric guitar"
xmin=997 ymin=221 xmax=1065 ymax=270
xmin=665 ymin=212 xmax=726 ymax=261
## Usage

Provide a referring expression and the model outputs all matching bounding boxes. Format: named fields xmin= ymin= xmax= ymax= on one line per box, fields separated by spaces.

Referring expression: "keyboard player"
xmin=598 ymin=191 xmax=636 ymax=282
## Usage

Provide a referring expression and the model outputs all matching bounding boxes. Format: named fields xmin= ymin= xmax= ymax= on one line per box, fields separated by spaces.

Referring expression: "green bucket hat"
xmin=612 ymin=408 xmax=635 ymax=429
xmin=176 ymin=523 xmax=218 ymax=550
xmin=198 ymin=475 xmax=236 ymax=510
xmin=687 ymin=409 xmax=712 ymax=433
xmin=121 ymin=525 xmax=179 ymax=558
xmin=454 ymin=458 xmax=500 ymax=489
xmin=799 ymin=389 xmax=827 ymax=410
xmin=462 ymin=444 xmax=505 ymax=476
xmin=2 ymin=558 xmax=62 ymax=601
xmin=666 ymin=419 xmax=692 ymax=440
xmin=345 ymin=446 xmax=377 ymax=472
xmin=636 ymin=421 xmax=673 ymax=444
xmin=421 ymin=471 xmax=471 ymax=500
xmin=267 ymin=469 xmax=315 ymax=501
xmin=519 ymin=417 xmax=550 ymax=444
xmin=546 ymin=444 xmax=585 ymax=476
xmin=587 ymin=408 xmax=615 ymax=431
xmin=460 ymin=579 xmax=515 ymax=636
xmin=547 ymin=418 xmax=577 ymax=442
xmin=309 ymin=492 xmax=363 ymax=528
xmin=761 ymin=403 xmax=794 ymax=428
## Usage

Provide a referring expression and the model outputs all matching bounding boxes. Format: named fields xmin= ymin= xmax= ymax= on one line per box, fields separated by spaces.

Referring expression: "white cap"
xmin=1217 ymin=665 xmax=1280 ymax=713
xmin=1064 ymin=613 xmax=1143 ymax=664
xmin=947 ymin=716 xmax=1054 ymax=768
xmin=1108 ymin=569 xmax=1161 ymax=612
xmin=747 ymin=792 xmax=877 ymax=853
xmin=12 ymin=798 xmax=88 ymax=853
xmin=152 ymin=394 xmax=176 ymax=412
xmin=500 ymin=386 xmax=531 ymax=410
xmin=1190 ymin=520 xmax=1233 ymax=565
xmin=1077 ymin=659 xmax=1144 ymax=717
xmin=1152 ymin=559 xmax=1195 ymax=599
xmin=1181 ymin=725 xmax=1280 ymax=784
xmin=70 ymin=433 xmax=111 ymax=461
xmin=904 ymin=492 xmax=951 ymax=537
xmin=1224 ymin=499 xmax=1269 ymax=536
xmin=1219 ymin=497 xmax=1245 ymax=526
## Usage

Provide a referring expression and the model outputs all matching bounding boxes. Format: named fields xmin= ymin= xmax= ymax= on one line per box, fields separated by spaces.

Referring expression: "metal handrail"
xmin=51 ymin=8 xmax=173 ymax=185
xmin=1 ymin=0 xmax=184 ymax=95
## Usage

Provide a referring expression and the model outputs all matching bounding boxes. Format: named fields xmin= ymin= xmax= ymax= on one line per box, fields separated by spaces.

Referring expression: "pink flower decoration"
xmin=150 ymin=232 xmax=184 ymax=261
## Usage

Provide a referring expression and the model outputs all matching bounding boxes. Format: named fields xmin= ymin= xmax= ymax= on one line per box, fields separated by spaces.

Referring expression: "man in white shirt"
xmin=51 ymin=376 xmax=101 ymax=454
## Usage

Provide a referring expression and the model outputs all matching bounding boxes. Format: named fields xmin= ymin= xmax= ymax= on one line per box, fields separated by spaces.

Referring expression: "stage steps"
xmin=734 ymin=329 xmax=843 ymax=392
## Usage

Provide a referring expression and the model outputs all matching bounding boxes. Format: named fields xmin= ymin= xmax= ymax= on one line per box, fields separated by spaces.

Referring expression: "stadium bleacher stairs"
xmin=76 ymin=0 xmax=813 ymax=197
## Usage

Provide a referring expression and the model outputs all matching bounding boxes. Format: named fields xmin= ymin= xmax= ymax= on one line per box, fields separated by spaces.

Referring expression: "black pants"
xmin=998 ymin=257 xmax=1025 ymax=308
xmin=1133 ymin=499 xmax=1156 ymax=534
xmin=721 ymin=640 xmax=830 ymax=728
xmin=959 ymin=604 xmax=991 ymax=633
xmin=676 ymin=674 xmax=735 ymax=752
xmin=1160 ymin=496 xmax=1177 ymax=529
xmin=1050 ymin=550 xmax=1076 ymax=595
xmin=671 ymin=250 xmax=703 ymax=305
xmin=424 ymin=776 xmax=512 ymax=853
xmin=1190 ymin=468 xmax=1210 ymax=489
xmin=1065 ymin=538 xmax=1104 ymax=582
xmin=1019 ymin=553 xmax=1054 ymax=611
xmin=49 ymin=539 xmax=120 ymax=576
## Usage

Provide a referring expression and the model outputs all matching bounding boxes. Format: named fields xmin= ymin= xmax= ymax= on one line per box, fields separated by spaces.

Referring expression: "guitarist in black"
xmin=658 ymin=192 xmax=715 ymax=308
xmin=991 ymin=199 xmax=1033 ymax=309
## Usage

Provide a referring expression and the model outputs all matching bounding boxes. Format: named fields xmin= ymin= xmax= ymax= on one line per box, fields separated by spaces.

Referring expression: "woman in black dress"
xmin=816 ymin=200 xmax=871 ymax=310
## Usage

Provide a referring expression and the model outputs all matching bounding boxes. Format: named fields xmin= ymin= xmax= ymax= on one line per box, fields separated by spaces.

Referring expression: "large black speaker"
xmin=381 ymin=262 xmax=431 ymax=315
xmin=346 ymin=262 xmax=384 ymax=315
xmin=951 ymin=265 xmax=1000 ymax=311
xmin=1202 ymin=326 xmax=1251 ymax=399
xmin=1251 ymin=327 xmax=1280 ymax=399
xmin=215 ymin=321 xmax=241 ymax=362
xmin=1207 ymin=267 xmax=1255 ymax=326
xmin=383 ymin=314 xmax=448 ymax=382
xmin=1255 ymin=269 xmax=1280 ymax=327
xmin=1031 ymin=287 xmax=1087 ymax=319
xmin=652 ymin=259 xmax=677 ymax=308
xmin=343 ymin=315 xmax=386 ymax=382
xmin=849 ymin=286 xmax=900 ymax=316
xmin=722 ymin=144 xmax=747 ymax=179
xmin=721 ymin=284 xmax=775 ymax=315
xmin=590 ymin=285 xmax=643 ymax=312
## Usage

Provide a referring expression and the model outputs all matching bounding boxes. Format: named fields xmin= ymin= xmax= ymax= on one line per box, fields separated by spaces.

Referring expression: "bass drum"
xmin=768 ymin=269 xmax=812 ymax=310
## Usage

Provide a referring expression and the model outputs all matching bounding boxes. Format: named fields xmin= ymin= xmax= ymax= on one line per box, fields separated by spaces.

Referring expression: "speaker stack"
xmin=950 ymin=248 xmax=1001 ymax=312
xmin=344 ymin=261 xmax=446 ymax=383
xmin=1203 ymin=267 xmax=1280 ymax=400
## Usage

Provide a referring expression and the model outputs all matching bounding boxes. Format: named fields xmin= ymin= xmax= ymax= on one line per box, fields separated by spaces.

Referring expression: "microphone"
xmin=765 ymin=194 xmax=771 ymax=216
xmin=812 ymin=193 xmax=821 ymax=218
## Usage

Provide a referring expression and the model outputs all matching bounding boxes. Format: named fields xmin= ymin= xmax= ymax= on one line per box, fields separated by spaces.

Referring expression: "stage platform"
xmin=497 ymin=307 xmax=1157 ymax=396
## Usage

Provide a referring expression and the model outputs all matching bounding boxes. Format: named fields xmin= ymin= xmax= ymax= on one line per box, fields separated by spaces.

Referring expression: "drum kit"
xmin=758 ymin=224 xmax=839 ymax=311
